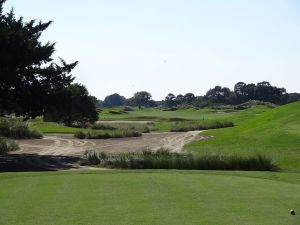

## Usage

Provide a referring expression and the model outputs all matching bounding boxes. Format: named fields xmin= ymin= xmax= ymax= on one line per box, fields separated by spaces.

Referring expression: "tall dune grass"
xmin=82 ymin=150 xmax=278 ymax=171
xmin=0 ymin=118 xmax=42 ymax=139
xmin=75 ymin=129 xmax=142 ymax=139
xmin=0 ymin=137 xmax=19 ymax=155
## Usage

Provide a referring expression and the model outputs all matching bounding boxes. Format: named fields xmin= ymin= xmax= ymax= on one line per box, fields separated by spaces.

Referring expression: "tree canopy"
xmin=103 ymin=93 xmax=126 ymax=107
xmin=132 ymin=91 xmax=153 ymax=109
xmin=0 ymin=0 xmax=98 ymax=123
xmin=45 ymin=84 xmax=98 ymax=125
xmin=0 ymin=0 xmax=78 ymax=118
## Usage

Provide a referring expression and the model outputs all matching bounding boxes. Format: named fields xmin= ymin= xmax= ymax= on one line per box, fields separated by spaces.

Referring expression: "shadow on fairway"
xmin=0 ymin=154 xmax=82 ymax=172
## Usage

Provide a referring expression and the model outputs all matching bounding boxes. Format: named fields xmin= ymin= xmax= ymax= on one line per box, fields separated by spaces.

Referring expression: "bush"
xmin=0 ymin=118 xmax=42 ymax=139
xmin=74 ymin=131 xmax=86 ymax=139
xmin=82 ymin=150 xmax=279 ymax=171
xmin=0 ymin=119 xmax=10 ymax=137
xmin=171 ymin=121 xmax=234 ymax=132
xmin=70 ymin=121 xmax=84 ymax=128
xmin=0 ymin=137 xmax=19 ymax=155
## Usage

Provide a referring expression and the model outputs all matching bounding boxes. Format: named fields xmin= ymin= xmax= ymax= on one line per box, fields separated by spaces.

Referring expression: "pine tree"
xmin=0 ymin=0 xmax=78 ymax=118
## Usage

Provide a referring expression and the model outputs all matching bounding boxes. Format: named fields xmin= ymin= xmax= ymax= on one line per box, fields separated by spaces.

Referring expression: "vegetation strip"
xmin=82 ymin=150 xmax=279 ymax=171
xmin=0 ymin=118 xmax=42 ymax=139
xmin=74 ymin=130 xmax=142 ymax=139
xmin=171 ymin=121 xmax=234 ymax=132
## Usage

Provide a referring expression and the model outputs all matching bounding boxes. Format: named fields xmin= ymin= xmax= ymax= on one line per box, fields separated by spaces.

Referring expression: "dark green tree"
xmin=255 ymin=81 xmax=286 ymax=104
xmin=164 ymin=93 xmax=176 ymax=108
xmin=45 ymin=84 xmax=98 ymax=125
xmin=103 ymin=93 xmax=126 ymax=107
xmin=176 ymin=94 xmax=185 ymax=105
xmin=183 ymin=93 xmax=196 ymax=104
xmin=132 ymin=91 xmax=152 ymax=109
xmin=205 ymin=86 xmax=232 ymax=104
xmin=0 ymin=0 xmax=78 ymax=117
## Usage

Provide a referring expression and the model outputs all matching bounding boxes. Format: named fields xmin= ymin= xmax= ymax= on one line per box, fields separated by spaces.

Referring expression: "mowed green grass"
xmin=0 ymin=170 xmax=300 ymax=225
xmin=1 ymin=103 xmax=299 ymax=225
xmin=29 ymin=105 xmax=271 ymax=133
xmin=185 ymin=101 xmax=300 ymax=171
xmin=100 ymin=107 xmax=238 ymax=121
xmin=100 ymin=106 xmax=270 ymax=132
xmin=31 ymin=120 xmax=82 ymax=133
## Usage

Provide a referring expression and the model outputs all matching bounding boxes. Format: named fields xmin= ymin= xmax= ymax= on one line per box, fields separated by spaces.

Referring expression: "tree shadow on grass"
xmin=0 ymin=154 xmax=82 ymax=172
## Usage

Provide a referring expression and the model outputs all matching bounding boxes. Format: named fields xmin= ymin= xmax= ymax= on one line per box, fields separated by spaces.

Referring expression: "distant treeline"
xmin=98 ymin=81 xmax=300 ymax=108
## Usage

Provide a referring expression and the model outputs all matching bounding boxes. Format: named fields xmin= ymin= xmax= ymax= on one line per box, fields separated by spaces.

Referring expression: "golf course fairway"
xmin=0 ymin=170 xmax=299 ymax=225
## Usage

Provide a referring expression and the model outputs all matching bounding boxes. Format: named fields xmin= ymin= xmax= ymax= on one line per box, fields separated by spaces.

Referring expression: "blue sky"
xmin=4 ymin=0 xmax=300 ymax=100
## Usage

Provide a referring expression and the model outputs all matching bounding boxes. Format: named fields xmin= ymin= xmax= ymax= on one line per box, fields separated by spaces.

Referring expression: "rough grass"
xmin=95 ymin=123 xmax=152 ymax=133
xmin=91 ymin=123 xmax=116 ymax=130
xmin=185 ymin=101 xmax=300 ymax=171
xmin=0 ymin=118 xmax=42 ymax=139
xmin=74 ymin=129 xmax=142 ymax=139
xmin=0 ymin=137 xmax=19 ymax=154
xmin=0 ymin=170 xmax=300 ymax=225
xmin=82 ymin=150 xmax=278 ymax=171
xmin=170 ymin=121 xmax=234 ymax=132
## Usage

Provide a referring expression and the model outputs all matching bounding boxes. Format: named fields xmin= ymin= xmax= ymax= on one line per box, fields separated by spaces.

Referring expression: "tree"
xmin=132 ymin=91 xmax=152 ymax=109
xmin=0 ymin=0 xmax=78 ymax=117
xmin=255 ymin=81 xmax=286 ymax=104
xmin=205 ymin=86 xmax=233 ymax=104
xmin=176 ymin=94 xmax=185 ymax=105
xmin=164 ymin=93 xmax=176 ymax=108
xmin=89 ymin=96 xmax=103 ymax=108
xmin=103 ymin=93 xmax=126 ymax=107
xmin=282 ymin=93 xmax=300 ymax=104
xmin=234 ymin=82 xmax=256 ymax=104
xmin=183 ymin=93 xmax=196 ymax=104
xmin=45 ymin=84 xmax=98 ymax=125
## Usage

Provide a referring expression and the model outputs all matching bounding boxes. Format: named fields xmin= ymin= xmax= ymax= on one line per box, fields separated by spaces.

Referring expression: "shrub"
xmin=0 ymin=137 xmax=19 ymax=155
xmin=0 ymin=118 xmax=42 ymax=139
xmin=0 ymin=119 xmax=10 ymax=137
xmin=70 ymin=121 xmax=84 ymax=128
xmin=171 ymin=121 xmax=234 ymax=132
xmin=69 ymin=121 xmax=92 ymax=129
xmin=82 ymin=150 xmax=279 ymax=171
xmin=74 ymin=131 xmax=86 ymax=139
